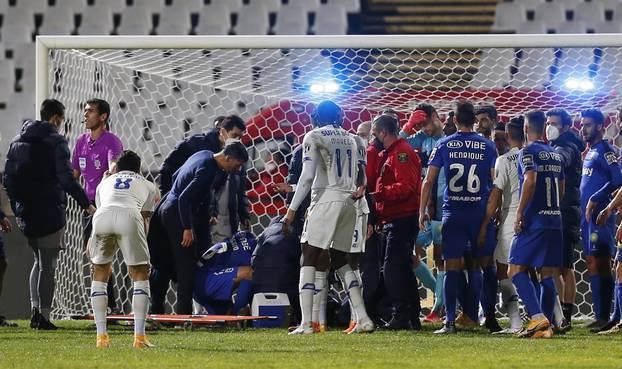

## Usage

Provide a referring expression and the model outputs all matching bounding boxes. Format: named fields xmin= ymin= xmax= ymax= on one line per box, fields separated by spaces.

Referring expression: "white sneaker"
xmin=288 ymin=324 xmax=314 ymax=335
xmin=492 ymin=327 xmax=522 ymax=335
xmin=348 ymin=317 xmax=375 ymax=334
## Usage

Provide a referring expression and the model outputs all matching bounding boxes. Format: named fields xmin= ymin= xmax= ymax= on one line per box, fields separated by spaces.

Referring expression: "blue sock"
xmin=611 ymin=282 xmax=621 ymax=323
xmin=601 ymin=274 xmax=614 ymax=321
xmin=590 ymin=275 xmax=602 ymax=320
xmin=540 ymin=277 xmax=556 ymax=324
xmin=482 ymin=266 xmax=498 ymax=318
xmin=467 ymin=269 xmax=482 ymax=321
xmin=432 ymin=271 xmax=445 ymax=313
xmin=444 ymin=270 xmax=459 ymax=323
xmin=232 ymin=280 xmax=253 ymax=315
xmin=616 ymin=282 xmax=622 ymax=321
xmin=512 ymin=271 xmax=542 ymax=317
xmin=530 ymin=275 xmax=541 ymax=304
xmin=414 ymin=263 xmax=436 ymax=291
xmin=457 ymin=271 xmax=468 ymax=313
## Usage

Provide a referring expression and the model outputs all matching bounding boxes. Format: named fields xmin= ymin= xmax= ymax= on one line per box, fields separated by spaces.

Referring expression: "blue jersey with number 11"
xmin=518 ymin=141 xmax=564 ymax=230
xmin=429 ymin=131 xmax=497 ymax=217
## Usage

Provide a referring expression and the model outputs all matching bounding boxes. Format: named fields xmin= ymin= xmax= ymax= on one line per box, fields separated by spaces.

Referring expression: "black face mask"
xmin=373 ymin=137 xmax=384 ymax=150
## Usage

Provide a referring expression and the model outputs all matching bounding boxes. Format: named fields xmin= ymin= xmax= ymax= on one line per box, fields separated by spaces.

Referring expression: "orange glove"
xmin=403 ymin=110 xmax=428 ymax=136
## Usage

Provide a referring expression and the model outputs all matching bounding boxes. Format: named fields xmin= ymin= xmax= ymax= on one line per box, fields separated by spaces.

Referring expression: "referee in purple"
xmin=72 ymin=98 xmax=123 ymax=313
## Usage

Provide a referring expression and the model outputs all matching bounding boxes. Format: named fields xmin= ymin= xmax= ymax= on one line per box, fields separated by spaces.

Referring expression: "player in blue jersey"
xmin=194 ymin=231 xmax=256 ymax=315
xmin=581 ymin=108 xmax=622 ymax=332
xmin=420 ymin=100 xmax=497 ymax=334
xmin=507 ymin=110 xmax=565 ymax=339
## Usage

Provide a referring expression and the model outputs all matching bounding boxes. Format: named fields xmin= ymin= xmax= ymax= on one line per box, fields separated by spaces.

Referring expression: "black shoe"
xmin=30 ymin=308 xmax=41 ymax=329
xmin=434 ymin=322 xmax=457 ymax=334
xmin=555 ymin=319 xmax=572 ymax=334
xmin=410 ymin=318 xmax=422 ymax=331
xmin=484 ymin=317 xmax=503 ymax=333
xmin=591 ymin=319 xmax=617 ymax=333
xmin=0 ymin=316 xmax=17 ymax=327
xmin=379 ymin=317 xmax=411 ymax=331
xmin=37 ymin=316 xmax=58 ymax=330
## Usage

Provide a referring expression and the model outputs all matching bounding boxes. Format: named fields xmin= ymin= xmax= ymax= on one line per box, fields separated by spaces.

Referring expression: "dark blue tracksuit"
xmin=152 ymin=150 xmax=226 ymax=314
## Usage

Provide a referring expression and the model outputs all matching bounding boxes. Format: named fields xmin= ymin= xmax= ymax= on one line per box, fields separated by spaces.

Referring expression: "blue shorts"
xmin=194 ymin=266 xmax=237 ymax=303
xmin=508 ymin=228 xmax=563 ymax=268
xmin=581 ymin=220 xmax=616 ymax=258
xmin=616 ymin=247 xmax=622 ymax=262
xmin=0 ymin=235 xmax=4 ymax=258
xmin=415 ymin=221 xmax=443 ymax=247
xmin=441 ymin=215 xmax=494 ymax=259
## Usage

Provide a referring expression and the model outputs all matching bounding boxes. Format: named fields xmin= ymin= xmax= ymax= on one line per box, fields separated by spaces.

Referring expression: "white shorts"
xmin=301 ymin=199 xmax=357 ymax=252
xmin=89 ymin=207 xmax=150 ymax=266
xmin=349 ymin=213 xmax=368 ymax=254
xmin=494 ymin=222 xmax=515 ymax=264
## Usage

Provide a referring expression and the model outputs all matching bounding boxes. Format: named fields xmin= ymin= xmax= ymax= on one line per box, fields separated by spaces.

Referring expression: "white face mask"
xmin=546 ymin=125 xmax=560 ymax=141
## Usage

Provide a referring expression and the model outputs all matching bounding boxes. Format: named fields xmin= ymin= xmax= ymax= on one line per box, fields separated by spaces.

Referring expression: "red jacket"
xmin=366 ymin=144 xmax=381 ymax=194
xmin=372 ymin=138 xmax=421 ymax=223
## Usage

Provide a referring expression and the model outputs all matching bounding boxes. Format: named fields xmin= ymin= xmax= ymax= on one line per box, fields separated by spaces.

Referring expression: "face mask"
xmin=546 ymin=125 xmax=560 ymax=141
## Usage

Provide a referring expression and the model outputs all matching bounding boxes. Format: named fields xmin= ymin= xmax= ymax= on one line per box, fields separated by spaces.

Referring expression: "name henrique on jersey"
xmin=429 ymin=131 xmax=497 ymax=216
xmin=95 ymin=170 xmax=157 ymax=213
xmin=518 ymin=141 xmax=564 ymax=230
xmin=303 ymin=126 xmax=365 ymax=203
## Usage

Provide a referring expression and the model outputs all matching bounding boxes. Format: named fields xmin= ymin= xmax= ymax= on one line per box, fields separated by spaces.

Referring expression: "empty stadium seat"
xmin=16 ymin=0 xmax=47 ymax=14
xmin=235 ymin=3 xmax=270 ymax=35
xmin=470 ymin=48 xmax=515 ymax=89
xmin=288 ymin=0 xmax=320 ymax=13
xmin=554 ymin=20 xmax=587 ymax=34
xmin=171 ymin=0 xmax=203 ymax=13
xmin=90 ymin=0 xmax=126 ymax=13
xmin=0 ymin=60 xmax=15 ymax=103
xmin=251 ymin=0 xmax=281 ymax=13
xmin=132 ymin=0 xmax=166 ymax=13
xmin=314 ymin=3 xmax=348 ymax=34
xmin=326 ymin=0 xmax=359 ymax=13
xmin=274 ymin=5 xmax=308 ymax=35
xmin=2 ymin=4 xmax=37 ymax=29
xmin=592 ymin=21 xmax=622 ymax=33
xmin=533 ymin=2 xmax=566 ymax=25
xmin=58 ymin=0 xmax=86 ymax=13
xmin=39 ymin=7 xmax=76 ymax=35
xmin=515 ymin=20 xmax=547 ymax=34
xmin=211 ymin=0 xmax=243 ymax=13
xmin=574 ymin=1 xmax=605 ymax=23
xmin=78 ymin=4 xmax=114 ymax=35
xmin=12 ymin=42 xmax=34 ymax=71
xmin=522 ymin=0 xmax=544 ymax=12
xmin=117 ymin=6 xmax=153 ymax=35
xmin=492 ymin=1 xmax=527 ymax=32
xmin=614 ymin=3 xmax=622 ymax=21
xmin=197 ymin=4 xmax=231 ymax=35
xmin=2 ymin=24 xmax=33 ymax=49
xmin=157 ymin=5 xmax=192 ymax=35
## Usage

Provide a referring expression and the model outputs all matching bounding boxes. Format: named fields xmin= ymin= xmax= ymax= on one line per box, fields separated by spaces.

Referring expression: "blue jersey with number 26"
xmin=429 ymin=131 xmax=497 ymax=217
xmin=518 ymin=141 xmax=564 ymax=230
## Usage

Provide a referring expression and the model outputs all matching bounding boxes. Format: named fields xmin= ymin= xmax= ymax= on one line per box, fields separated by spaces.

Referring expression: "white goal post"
xmin=35 ymin=34 xmax=622 ymax=319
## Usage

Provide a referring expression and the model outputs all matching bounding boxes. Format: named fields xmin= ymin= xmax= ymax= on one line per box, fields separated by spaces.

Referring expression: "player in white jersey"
xmin=477 ymin=116 xmax=525 ymax=333
xmin=284 ymin=100 xmax=373 ymax=334
xmin=88 ymin=150 xmax=158 ymax=349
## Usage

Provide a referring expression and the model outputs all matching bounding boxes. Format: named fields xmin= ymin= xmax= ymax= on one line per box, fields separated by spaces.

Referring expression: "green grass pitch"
xmin=1 ymin=321 xmax=622 ymax=369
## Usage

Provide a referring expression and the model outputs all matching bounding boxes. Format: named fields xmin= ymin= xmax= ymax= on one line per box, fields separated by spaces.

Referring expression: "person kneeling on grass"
xmin=194 ymin=231 xmax=256 ymax=315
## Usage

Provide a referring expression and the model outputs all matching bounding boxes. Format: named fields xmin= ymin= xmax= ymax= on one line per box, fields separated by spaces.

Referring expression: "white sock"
xmin=499 ymin=278 xmax=522 ymax=329
xmin=132 ymin=280 xmax=150 ymax=336
xmin=351 ymin=269 xmax=363 ymax=322
xmin=318 ymin=271 xmax=328 ymax=325
xmin=553 ymin=295 xmax=564 ymax=327
xmin=312 ymin=271 xmax=326 ymax=323
xmin=299 ymin=266 xmax=316 ymax=327
xmin=90 ymin=281 xmax=108 ymax=335
xmin=337 ymin=265 xmax=369 ymax=323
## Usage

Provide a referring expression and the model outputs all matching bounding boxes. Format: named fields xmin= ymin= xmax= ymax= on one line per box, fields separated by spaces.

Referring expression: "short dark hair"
xmin=415 ymin=103 xmax=437 ymax=119
xmin=40 ymin=99 xmax=65 ymax=121
xmin=475 ymin=105 xmax=498 ymax=122
xmin=546 ymin=108 xmax=573 ymax=127
xmin=445 ymin=111 xmax=454 ymax=122
xmin=312 ymin=100 xmax=343 ymax=126
xmin=116 ymin=150 xmax=141 ymax=173
xmin=454 ymin=100 xmax=476 ymax=127
xmin=86 ymin=98 xmax=111 ymax=121
xmin=581 ymin=108 xmax=605 ymax=126
xmin=494 ymin=121 xmax=506 ymax=131
xmin=222 ymin=141 xmax=249 ymax=162
xmin=526 ymin=110 xmax=546 ymax=134
xmin=214 ymin=115 xmax=226 ymax=127
xmin=506 ymin=115 xmax=525 ymax=142
xmin=221 ymin=115 xmax=246 ymax=132
xmin=373 ymin=114 xmax=399 ymax=136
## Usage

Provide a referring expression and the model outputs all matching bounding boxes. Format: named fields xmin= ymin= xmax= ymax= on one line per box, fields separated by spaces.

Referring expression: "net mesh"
xmin=47 ymin=43 xmax=622 ymax=319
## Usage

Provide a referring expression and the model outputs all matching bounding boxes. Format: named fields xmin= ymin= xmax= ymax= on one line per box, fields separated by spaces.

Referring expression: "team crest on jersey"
xmin=604 ymin=151 xmax=619 ymax=165
xmin=398 ymin=152 xmax=409 ymax=163
xmin=538 ymin=151 xmax=550 ymax=160
xmin=522 ymin=154 xmax=534 ymax=167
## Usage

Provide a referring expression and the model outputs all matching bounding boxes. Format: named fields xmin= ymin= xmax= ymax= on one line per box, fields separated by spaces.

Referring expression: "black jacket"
xmin=551 ymin=129 xmax=585 ymax=228
xmin=4 ymin=120 xmax=90 ymax=238
xmin=159 ymin=129 xmax=250 ymax=231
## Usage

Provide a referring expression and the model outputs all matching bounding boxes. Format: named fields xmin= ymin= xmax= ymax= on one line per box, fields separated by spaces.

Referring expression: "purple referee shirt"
xmin=72 ymin=131 xmax=123 ymax=202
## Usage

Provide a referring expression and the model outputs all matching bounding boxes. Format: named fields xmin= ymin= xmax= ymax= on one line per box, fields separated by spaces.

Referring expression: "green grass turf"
xmin=1 ymin=320 xmax=622 ymax=369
